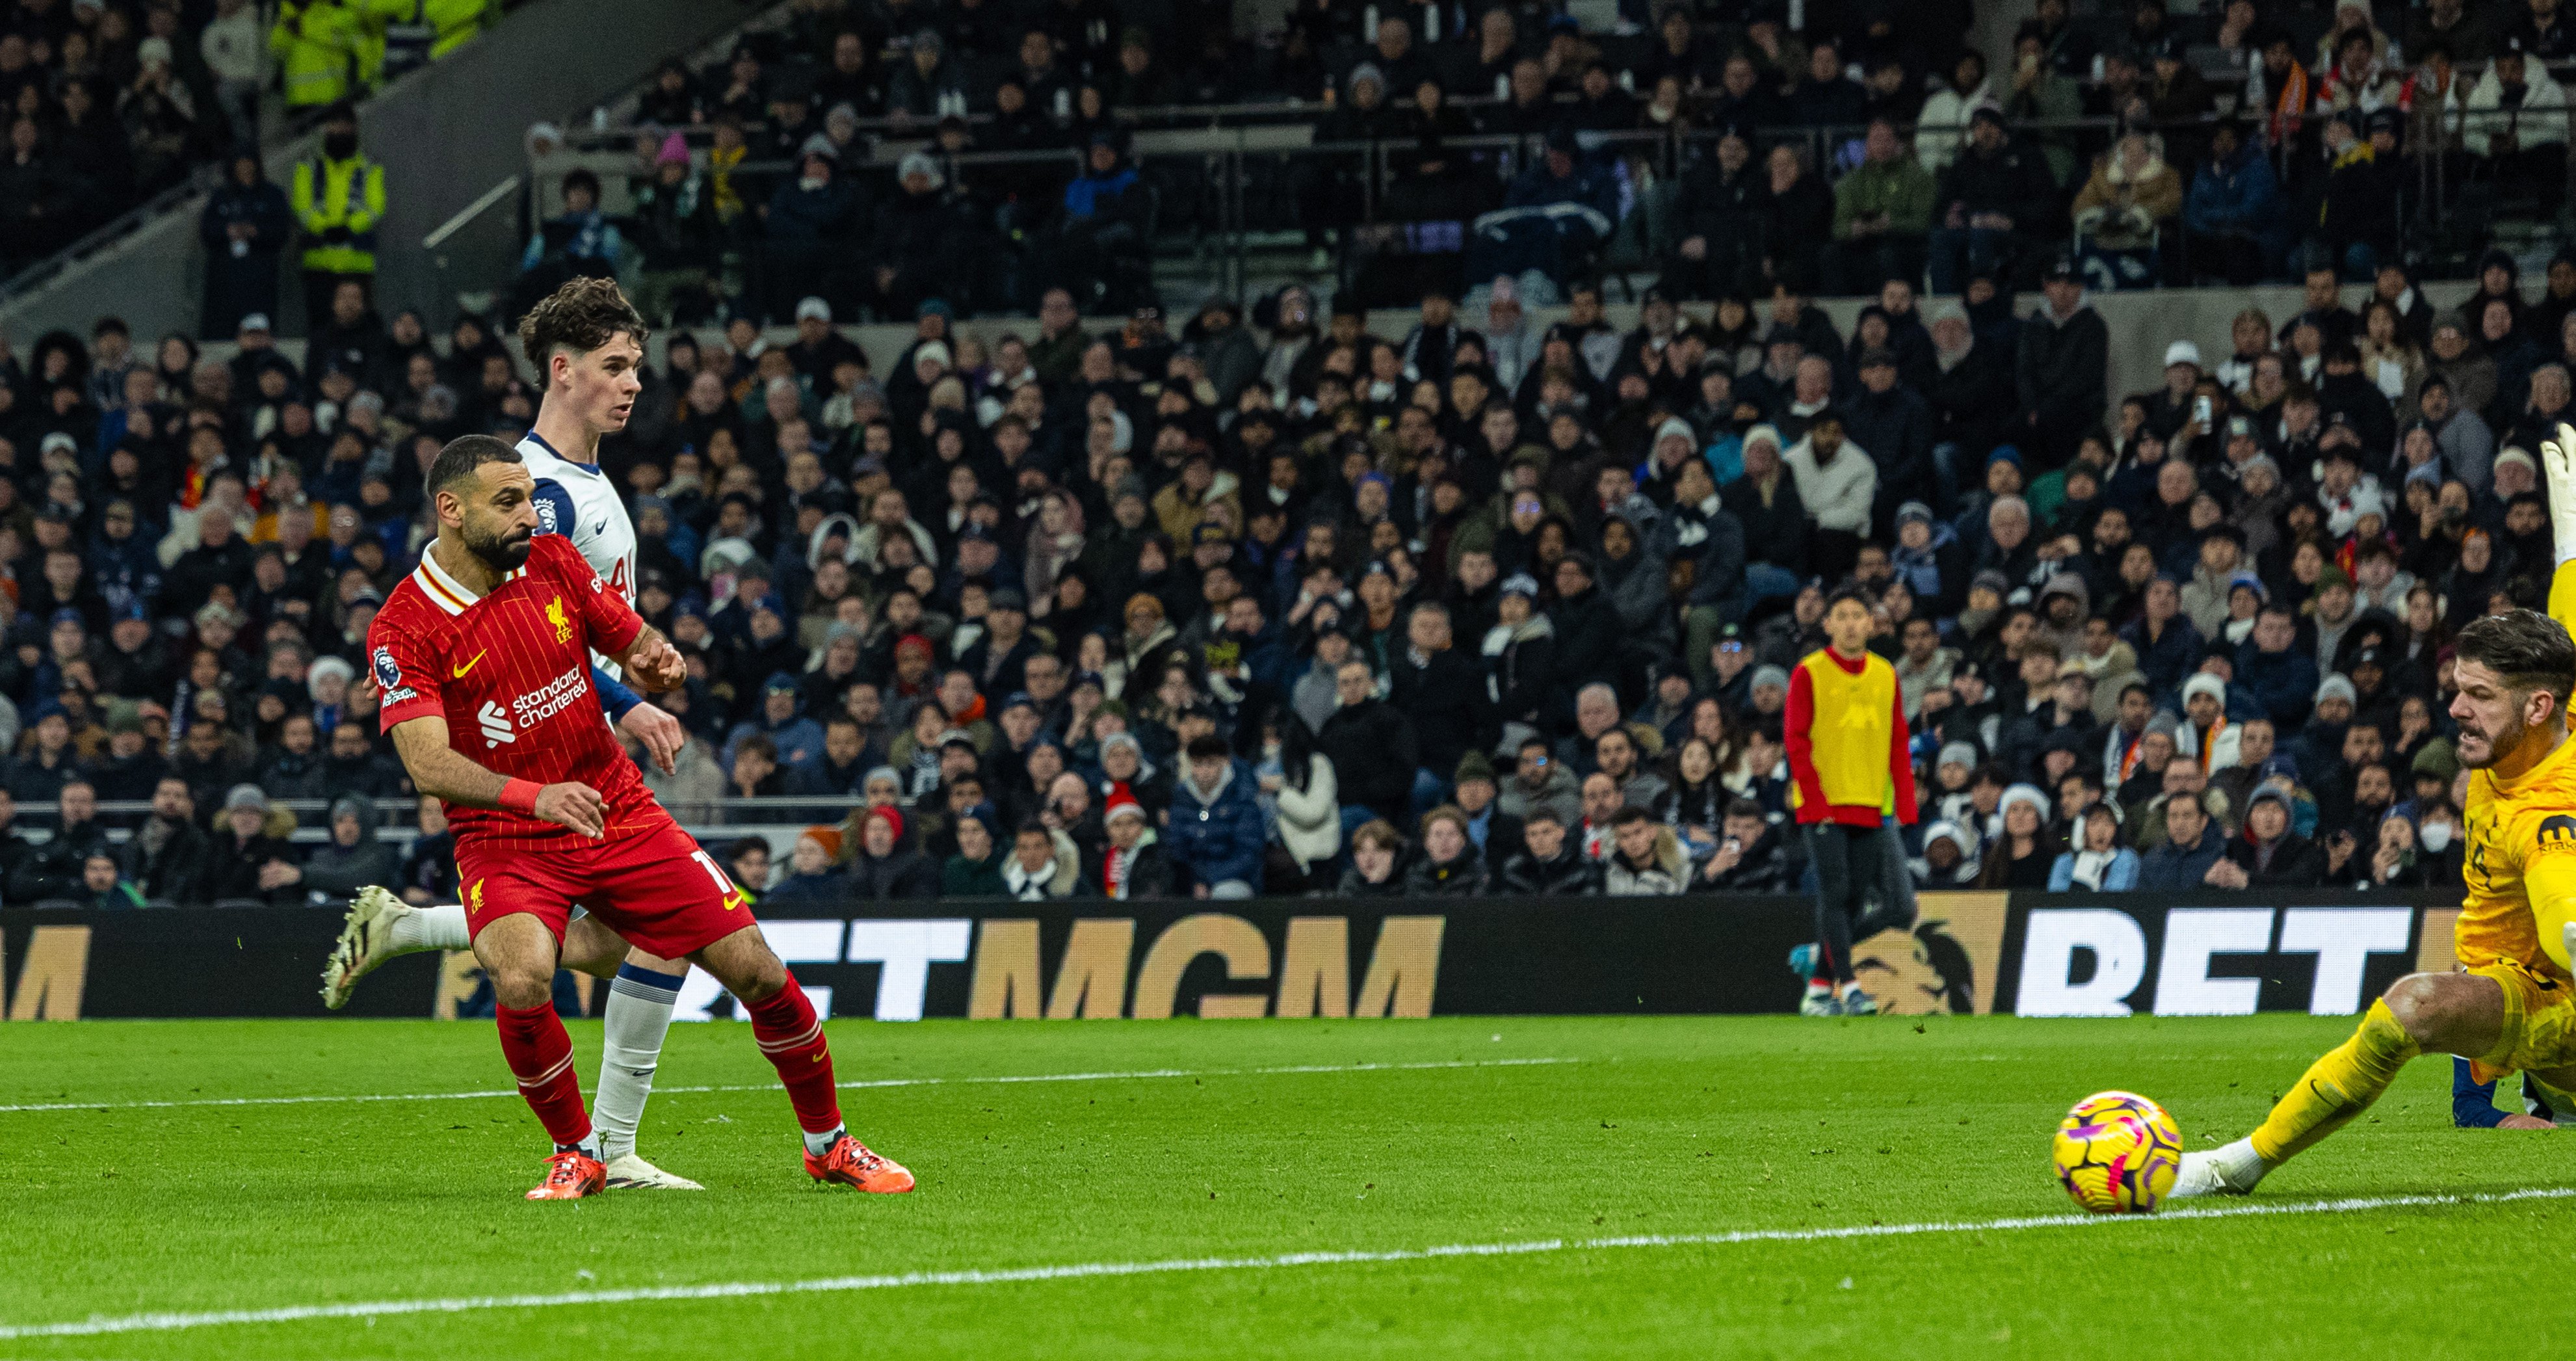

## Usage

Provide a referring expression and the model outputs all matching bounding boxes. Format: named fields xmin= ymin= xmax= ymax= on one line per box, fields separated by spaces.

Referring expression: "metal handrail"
xmin=423 ymin=174 xmax=525 ymax=250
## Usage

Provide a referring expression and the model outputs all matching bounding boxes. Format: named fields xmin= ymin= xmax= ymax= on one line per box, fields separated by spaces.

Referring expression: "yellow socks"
xmin=2249 ymin=1001 xmax=2422 ymax=1165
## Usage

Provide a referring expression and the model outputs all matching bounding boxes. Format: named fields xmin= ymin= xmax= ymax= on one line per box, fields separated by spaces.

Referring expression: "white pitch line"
xmin=5 ymin=1185 xmax=2567 ymax=1341
xmin=0 ymin=1057 xmax=1577 ymax=1115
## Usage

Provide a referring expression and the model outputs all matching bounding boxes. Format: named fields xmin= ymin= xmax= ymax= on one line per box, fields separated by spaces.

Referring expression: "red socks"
xmin=496 ymin=1001 xmax=592 ymax=1148
xmin=746 ymin=975 xmax=843 ymax=1135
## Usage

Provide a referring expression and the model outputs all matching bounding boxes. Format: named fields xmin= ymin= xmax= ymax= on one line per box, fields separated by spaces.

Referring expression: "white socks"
xmin=594 ymin=964 xmax=683 ymax=1161
xmin=395 ymin=903 xmax=473 ymax=953
xmin=803 ymin=1125 xmax=846 ymax=1157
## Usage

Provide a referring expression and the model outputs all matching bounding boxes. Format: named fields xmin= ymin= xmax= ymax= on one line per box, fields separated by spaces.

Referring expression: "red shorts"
xmin=456 ymin=820 xmax=752 ymax=961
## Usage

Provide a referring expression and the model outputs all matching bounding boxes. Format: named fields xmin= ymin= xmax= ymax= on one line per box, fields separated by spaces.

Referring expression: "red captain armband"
xmin=498 ymin=779 xmax=542 ymax=817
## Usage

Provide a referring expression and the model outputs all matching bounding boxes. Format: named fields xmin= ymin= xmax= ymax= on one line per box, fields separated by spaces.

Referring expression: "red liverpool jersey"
xmin=369 ymin=534 xmax=663 ymax=850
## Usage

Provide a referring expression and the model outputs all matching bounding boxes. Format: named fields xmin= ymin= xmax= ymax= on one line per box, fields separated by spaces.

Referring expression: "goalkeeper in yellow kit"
xmin=2172 ymin=430 xmax=2576 ymax=1197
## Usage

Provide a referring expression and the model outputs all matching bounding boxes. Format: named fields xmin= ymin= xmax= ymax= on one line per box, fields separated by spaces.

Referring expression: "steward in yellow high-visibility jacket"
xmin=293 ymin=105 xmax=385 ymax=323
xmin=270 ymin=0 xmax=359 ymax=109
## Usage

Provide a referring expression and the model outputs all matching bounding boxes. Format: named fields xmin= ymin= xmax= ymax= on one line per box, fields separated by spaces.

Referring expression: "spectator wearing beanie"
xmin=2177 ymin=672 xmax=2244 ymax=773
xmin=1451 ymin=751 xmax=1523 ymax=878
xmin=1723 ymin=425 xmax=1813 ymax=585
xmin=849 ymin=806 xmax=939 ymax=900
xmin=2211 ymin=785 xmax=2327 ymax=888
xmin=1086 ymin=789 xmax=1177 ymax=900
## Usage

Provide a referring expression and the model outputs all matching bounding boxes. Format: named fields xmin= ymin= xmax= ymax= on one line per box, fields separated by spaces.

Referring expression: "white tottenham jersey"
xmin=519 ymin=431 xmax=637 ymax=676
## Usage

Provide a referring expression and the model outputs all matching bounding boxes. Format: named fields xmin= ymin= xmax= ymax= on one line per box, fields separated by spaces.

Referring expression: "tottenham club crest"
xmin=373 ymin=647 xmax=401 ymax=690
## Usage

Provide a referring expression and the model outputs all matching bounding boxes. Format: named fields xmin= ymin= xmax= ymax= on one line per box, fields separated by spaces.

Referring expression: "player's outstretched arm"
xmin=2539 ymin=423 xmax=2576 ymax=635
xmin=389 ymin=716 xmax=607 ymax=837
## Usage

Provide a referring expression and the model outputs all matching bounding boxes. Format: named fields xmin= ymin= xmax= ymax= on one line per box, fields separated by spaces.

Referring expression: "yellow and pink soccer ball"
xmin=2051 ymin=1090 xmax=2183 ymax=1214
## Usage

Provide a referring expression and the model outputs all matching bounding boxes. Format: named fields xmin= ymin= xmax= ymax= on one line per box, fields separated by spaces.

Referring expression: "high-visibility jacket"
xmin=427 ymin=0 xmax=486 ymax=59
xmin=369 ymin=0 xmax=434 ymax=85
xmin=270 ymin=0 xmax=358 ymax=108
xmin=293 ymin=152 xmax=386 ymax=274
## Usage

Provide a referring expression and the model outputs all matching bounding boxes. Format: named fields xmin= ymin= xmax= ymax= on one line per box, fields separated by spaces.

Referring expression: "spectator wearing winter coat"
xmin=1402 ymin=806 xmax=1491 ymax=896
xmin=2047 ymin=803 xmax=2142 ymax=890
xmin=1910 ymin=819 xmax=1984 ymax=886
xmin=848 ymin=806 xmax=941 ymax=900
xmin=1603 ymin=805 xmax=1691 ymax=895
xmin=1335 ymin=819 xmax=1410 ymax=897
xmin=1451 ymin=753 xmax=1526 ymax=876
xmin=1495 ymin=807 xmax=1601 ymax=894
xmin=941 ymin=810 xmax=1013 ymax=897
xmin=2463 ymin=42 xmax=2569 ymax=198
xmin=1699 ymin=799 xmax=1794 ymax=891
xmin=1499 ymin=734 xmax=1583 ymax=827
xmin=1843 ymin=349 xmax=1936 ymax=518
xmin=1318 ymin=659 xmax=1421 ymax=828
xmin=198 ymin=784 xmax=304 ymax=906
xmin=2137 ymin=791 xmax=2228 ymax=890
xmin=1548 ymin=552 xmax=1629 ymax=698
xmin=2209 ymin=786 xmax=2328 ymax=887
xmin=1271 ymin=717 xmax=1341 ymax=881
xmin=1388 ymin=603 xmax=1492 ymax=807
xmin=289 ymin=795 xmax=399 ymax=906
xmin=2175 ymin=672 xmax=2245 ymax=773
xmin=1783 ymin=411 xmax=1876 ymax=581
xmin=765 ymin=830 xmax=858 ymax=907
xmin=1928 ymin=109 xmax=2058 ymax=295
xmin=2234 ymin=605 xmax=2321 ymax=730
xmin=2184 ymin=120 xmax=2289 ymax=285
xmin=1001 ymin=823 xmax=1088 ymax=901
xmin=121 ymin=776 xmax=211 ymax=903
xmin=1481 ymin=574 xmax=1560 ymax=738
xmin=8 ymin=781 xmax=112 ymax=904
xmin=1086 ymin=791 xmax=1179 ymax=900
xmin=1890 ymin=501 xmax=1968 ymax=618
xmin=1164 ymin=737 xmax=1267 ymax=897
xmin=1722 ymin=425 xmax=1813 ymax=581
xmin=2014 ymin=261 xmax=2110 ymax=462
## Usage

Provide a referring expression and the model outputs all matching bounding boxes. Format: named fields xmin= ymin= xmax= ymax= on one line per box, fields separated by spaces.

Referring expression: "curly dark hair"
xmin=517 ymin=277 xmax=647 ymax=388
xmin=2456 ymin=609 xmax=2576 ymax=710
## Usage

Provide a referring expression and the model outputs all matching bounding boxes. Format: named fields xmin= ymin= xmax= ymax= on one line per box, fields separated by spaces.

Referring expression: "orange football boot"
xmin=806 ymin=1133 xmax=915 ymax=1193
xmin=527 ymin=1148 xmax=606 ymax=1200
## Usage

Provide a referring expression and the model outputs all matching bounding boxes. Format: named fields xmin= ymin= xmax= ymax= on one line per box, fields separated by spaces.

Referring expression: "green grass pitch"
xmin=0 ymin=1013 xmax=2564 ymax=1358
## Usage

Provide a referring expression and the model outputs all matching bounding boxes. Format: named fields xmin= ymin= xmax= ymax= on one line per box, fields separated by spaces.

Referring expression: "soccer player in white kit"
xmin=323 ymin=280 xmax=703 ymax=1191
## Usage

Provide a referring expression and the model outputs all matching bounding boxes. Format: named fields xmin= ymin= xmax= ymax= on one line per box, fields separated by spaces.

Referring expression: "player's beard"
xmin=2458 ymin=707 xmax=2525 ymax=770
xmin=461 ymin=517 xmax=534 ymax=574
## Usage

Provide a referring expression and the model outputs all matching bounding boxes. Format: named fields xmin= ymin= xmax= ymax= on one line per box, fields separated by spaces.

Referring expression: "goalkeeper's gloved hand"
xmin=2543 ymin=422 xmax=2576 ymax=562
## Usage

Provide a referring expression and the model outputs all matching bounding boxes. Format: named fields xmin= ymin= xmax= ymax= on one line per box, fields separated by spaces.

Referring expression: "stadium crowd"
xmin=0 ymin=231 xmax=2555 ymax=906
xmin=0 ymin=0 xmax=497 ymax=279
xmin=518 ymin=0 xmax=2575 ymax=329
xmin=7 ymin=0 xmax=2576 ymax=907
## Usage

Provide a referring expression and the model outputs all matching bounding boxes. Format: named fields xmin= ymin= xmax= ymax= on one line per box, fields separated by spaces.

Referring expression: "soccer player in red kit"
xmin=370 ymin=432 xmax=913 ymax=1200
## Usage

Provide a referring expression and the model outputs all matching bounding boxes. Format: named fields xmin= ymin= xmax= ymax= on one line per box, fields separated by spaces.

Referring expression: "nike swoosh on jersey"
xmin=451 ymin=650 xmax=488 ymax=678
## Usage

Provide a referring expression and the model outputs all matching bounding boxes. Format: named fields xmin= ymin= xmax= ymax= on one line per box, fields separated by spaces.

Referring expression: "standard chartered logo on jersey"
xmin=477 ymin=702 xmax=516 ymax=748
xmin=512 ymin=667 xmax=590 ymax=732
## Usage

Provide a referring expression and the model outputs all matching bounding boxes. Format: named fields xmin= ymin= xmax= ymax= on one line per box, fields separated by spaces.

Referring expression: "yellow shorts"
xmin=2467 ymin=958 xmax=2576 ymax=1083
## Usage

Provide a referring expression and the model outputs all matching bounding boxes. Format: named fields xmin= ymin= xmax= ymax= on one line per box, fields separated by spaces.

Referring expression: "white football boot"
xmin=320 ymin=886 xmax=426 ymax=1010
xmin=2169 ymin=1137 xmax=2269 ymax=1198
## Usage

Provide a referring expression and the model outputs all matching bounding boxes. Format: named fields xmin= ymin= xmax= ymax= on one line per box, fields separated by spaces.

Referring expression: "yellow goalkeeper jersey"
xmin=2457 ymin=560 xmax=2576 ymax=977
